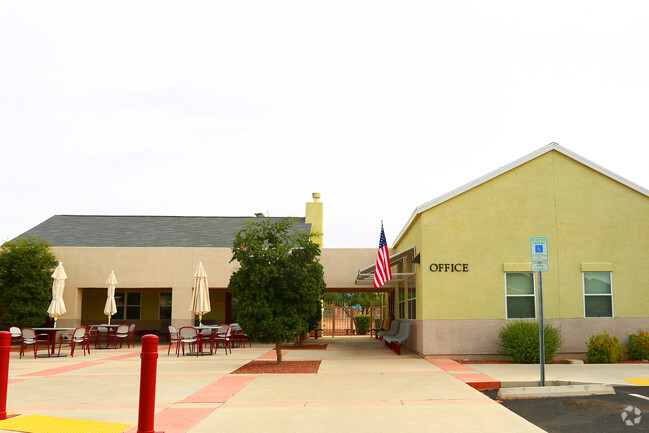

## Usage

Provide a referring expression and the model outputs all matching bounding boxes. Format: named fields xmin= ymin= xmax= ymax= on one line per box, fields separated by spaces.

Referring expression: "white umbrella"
xmin=190 ymin=261 xmax=211 ymax=326
xmin=47 ymin=262 xmax=67 ymax=328
xmin=104 ymin=270 xmax=118 ymax=325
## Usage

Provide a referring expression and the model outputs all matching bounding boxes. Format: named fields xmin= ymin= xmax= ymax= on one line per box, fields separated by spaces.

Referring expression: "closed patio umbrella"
xmin=190 ymin=261 xmax=211 ymax=326
xmin=47 ymin=262 xmax=67 ymax=328
xmin=104 ymin=270 xmax=118 ymax=325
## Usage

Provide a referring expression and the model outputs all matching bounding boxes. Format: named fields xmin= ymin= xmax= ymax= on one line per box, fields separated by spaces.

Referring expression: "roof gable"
xmin=394 ymin=143 xmax=649 ymax=245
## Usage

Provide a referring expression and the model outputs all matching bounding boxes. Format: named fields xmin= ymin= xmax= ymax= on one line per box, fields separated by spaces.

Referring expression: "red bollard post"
xmin=0 ymin=331 xmax=11 ymax=420
xmin=137 ymin=334 xmax=163 ymax=433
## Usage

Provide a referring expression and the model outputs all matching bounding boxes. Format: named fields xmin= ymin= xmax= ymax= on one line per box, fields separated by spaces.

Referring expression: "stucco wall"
xmin=395 ymin=150 xmax=649 ymax=356
xmin=49 ymin=246 xmax=377 ymax=328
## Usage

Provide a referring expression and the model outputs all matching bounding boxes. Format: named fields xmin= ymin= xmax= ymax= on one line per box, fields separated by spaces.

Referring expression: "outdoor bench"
xmin=383 ymin=321 xmax=411 ymax=355
xmin=377 ymin=320 xmax=401 ymax=341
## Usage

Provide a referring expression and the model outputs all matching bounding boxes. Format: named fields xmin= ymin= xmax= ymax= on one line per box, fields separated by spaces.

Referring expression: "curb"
xmin=497 ymin=384 xmax=615 ymax=399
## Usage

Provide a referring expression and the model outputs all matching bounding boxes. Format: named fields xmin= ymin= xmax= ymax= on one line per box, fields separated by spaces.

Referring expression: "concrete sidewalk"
xmin=468 ymin=362 xmax=649 ymax=387
xmin=5 ymin=336 xmax=645 ymax=433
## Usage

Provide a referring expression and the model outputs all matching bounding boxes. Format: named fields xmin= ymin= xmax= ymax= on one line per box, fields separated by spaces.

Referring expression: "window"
xmin=159 ymin=292 xmax=172 ymax=320
xmin=584 ymin=272 xmax=613 ymax=317
xmin=115 ymin=291 xmax=141 ymax=320
xmin=505 ymin=273 xmax=535 ymax=318
xmin=407 ymin=279 xmax=416 ymax=319
xmin=398 ymin=286 xmax=405 ymax=319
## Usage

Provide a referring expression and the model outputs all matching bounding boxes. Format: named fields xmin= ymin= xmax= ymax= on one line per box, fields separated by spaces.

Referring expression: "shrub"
xmin=628 ymin=330 xmax=649 ymax=361
xmin=498 ymin=320 xmax=563 ymax=363
xmin=354 ymin=314 xmax=371 ymax=335
xmin=586 ymin=331 xmax=626 ymax=363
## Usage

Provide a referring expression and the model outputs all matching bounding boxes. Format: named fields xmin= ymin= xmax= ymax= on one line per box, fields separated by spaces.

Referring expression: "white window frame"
xmin=583 ymin=272 xmax=614 ymax=318
xmin=505 ymin=272 xmax=537 ymax=319
xmin=407 ymin=279 xmax=416 ymax=320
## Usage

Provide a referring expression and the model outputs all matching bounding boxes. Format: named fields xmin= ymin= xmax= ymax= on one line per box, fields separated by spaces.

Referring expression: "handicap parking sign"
xmin=530 ymin=237 xmax=548 ymax=262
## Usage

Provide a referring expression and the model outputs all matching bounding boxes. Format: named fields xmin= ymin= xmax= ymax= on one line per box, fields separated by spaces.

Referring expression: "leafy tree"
xmin=323 ymin=292 xmax=382 ymax=314
xmin=229 ymin=218 xmax=326 ymax=364
xmin=0 ymin=236 xmax=59 ymax=328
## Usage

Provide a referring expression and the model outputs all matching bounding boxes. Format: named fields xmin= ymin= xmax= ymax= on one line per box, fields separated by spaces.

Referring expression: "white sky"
xmin=2 ymin=1 xmax=649 ymax=248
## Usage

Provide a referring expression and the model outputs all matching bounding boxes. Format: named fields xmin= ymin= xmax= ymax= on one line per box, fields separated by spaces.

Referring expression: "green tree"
xmin=228 ymin=218 xmax=326 ymax=364
xmin=0 ymin=236 xmax=59 ymax=328
xmin=323 ymin=292 xmax=382 ymax=314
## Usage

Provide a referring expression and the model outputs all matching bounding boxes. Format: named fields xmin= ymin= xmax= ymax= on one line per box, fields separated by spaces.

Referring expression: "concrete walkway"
xmin=4 ymin=336 xmax=647 ymax=433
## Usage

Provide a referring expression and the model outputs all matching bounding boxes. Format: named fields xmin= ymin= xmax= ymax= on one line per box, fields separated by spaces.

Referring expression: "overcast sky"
xmin=2 ymin=2 xmax=649 ymax=248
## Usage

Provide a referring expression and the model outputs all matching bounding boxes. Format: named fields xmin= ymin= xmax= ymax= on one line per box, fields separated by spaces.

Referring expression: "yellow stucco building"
xmin=367 ymin=143 xmax=649 ymax=358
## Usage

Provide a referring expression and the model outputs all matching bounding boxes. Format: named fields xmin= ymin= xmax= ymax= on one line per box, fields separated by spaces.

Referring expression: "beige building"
xmin=15 ymin=194 xmax=375 ymax=336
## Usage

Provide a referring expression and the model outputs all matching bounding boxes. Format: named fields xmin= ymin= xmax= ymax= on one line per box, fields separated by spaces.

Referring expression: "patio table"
xmin=32 ymin=327 xmax=75 ymax=357
xmin=190 ymin=325 xmax=218 ymax=355
xmin=93 ymin=324 xmax=120 ymax=348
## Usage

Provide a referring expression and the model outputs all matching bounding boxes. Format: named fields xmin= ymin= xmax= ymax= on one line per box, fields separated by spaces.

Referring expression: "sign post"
xmin=530 ymin=237 xmax=548 ymax=386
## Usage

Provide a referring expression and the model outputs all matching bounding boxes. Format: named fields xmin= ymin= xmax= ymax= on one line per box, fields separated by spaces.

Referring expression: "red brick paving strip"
xmin=257 ymin=349 xmax=289 ymax=360
xmin=125 ymin=407 xmax=216 ymax=433
xmin=427 ymin=358 xmax=475 ymax=371
xmin=180 ymin=376 xmax=256 ymax=403
xmin=427 ymin=358 xmax=501 ymax=391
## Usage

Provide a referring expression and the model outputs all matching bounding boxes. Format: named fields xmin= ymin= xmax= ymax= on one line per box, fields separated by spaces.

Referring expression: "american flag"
xmin=373 ymin=223 xmax=392 ymax=288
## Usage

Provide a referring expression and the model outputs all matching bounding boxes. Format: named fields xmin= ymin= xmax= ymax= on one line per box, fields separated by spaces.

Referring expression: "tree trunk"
xmin=275 ymin=340 xmax=282 ymax=364
xmin=294 ymin=332 xmax=306 ymax=348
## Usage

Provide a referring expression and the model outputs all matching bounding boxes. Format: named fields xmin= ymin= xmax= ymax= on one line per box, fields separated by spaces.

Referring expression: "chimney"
xmin=305 ymin=192 xmax=323 ymax=247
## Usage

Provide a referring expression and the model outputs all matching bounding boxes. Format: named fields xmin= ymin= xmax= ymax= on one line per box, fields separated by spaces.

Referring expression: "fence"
xmin=321 ymin=302 xmax=384 ymax=336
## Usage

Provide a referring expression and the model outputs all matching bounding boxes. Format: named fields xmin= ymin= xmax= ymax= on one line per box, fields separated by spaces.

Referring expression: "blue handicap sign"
xmin=535 ymin=245 xmax=544 ymax=253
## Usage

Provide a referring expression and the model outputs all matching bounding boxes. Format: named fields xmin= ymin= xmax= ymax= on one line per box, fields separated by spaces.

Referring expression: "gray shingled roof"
xmin=12 ymin=215 xmax=311 ymax=248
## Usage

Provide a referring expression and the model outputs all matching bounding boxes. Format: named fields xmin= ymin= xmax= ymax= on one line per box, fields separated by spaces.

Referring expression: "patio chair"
xmin=231 ymin=323 xmax=251 ymax=348
xmin=57 ymin=326 xmax=90 ymax=357
xmin=377 ymin=320 xmax=400 ymax=341
xmin=111 ymin=324 xmax=130 ymax=348
xmin=167 ymin=325 xmax=179 ymax=355
xmin=212 ymin=325 xmax=232 ymax=355
xmin=20 ymin=328 xmax=50 ymax=359
xmin=177 ymin=326 xmax=201 ymax=357
xmin=200 ymin=327 xmax=214 ymax=354
xmin=128 ymin=324 xmax=136 ymax=347
xmin=9 ymin=327 xmax=22 ymax=343
xmin=87 ymin=326 xmax=99 ymax=348
xmin=96 ymin=326 xmax=111 ymax=348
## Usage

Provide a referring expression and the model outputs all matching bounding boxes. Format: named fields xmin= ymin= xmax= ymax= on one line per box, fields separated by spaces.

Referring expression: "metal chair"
xmin=9 ymin=327 xmax=22 ymax=344
xmin=87 ymin=326 xmax=99 ymax=348
xmin=95 ymin=326 xmax=111 ymax=348
xmin=231 ymin=323 xmax=251 ymax=348
xmin=200 ymin=327 xmax=214 ymax=354
xmin=177 ymin=326 xmax=200 ymax=357
xmin=212 ymin=325 xmax=233 ymax=355
xmin=111 ymin=324 xmax=130 ymax=348
xmin=167 ymin=325 xmax=179 ymax=355
xmin=128 ymin=324 xmax=136 ymax=347
xmin=57 ymin=326 xmax=90 ymax=357
xmin=20 ymin=328 xmax=50 ymax=358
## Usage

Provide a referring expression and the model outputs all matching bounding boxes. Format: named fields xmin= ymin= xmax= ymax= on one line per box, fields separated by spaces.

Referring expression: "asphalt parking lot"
xmin=484 ymin=386 xmax=649 ymax=433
